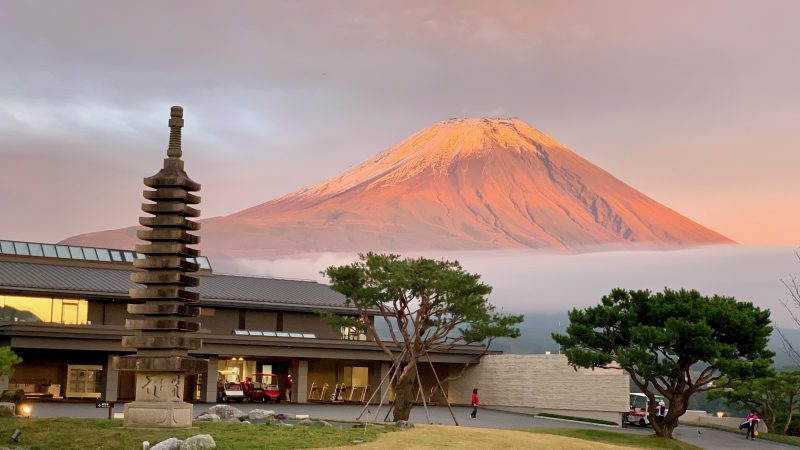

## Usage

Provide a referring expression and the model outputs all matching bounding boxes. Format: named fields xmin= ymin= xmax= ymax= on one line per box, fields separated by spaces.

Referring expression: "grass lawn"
xmin=0 ymin=417 xmax=390 ymax=450
xmin=527 ymin=429 xmax=702 ymax=449
xmin=315 ymin=425 xmax=704 ymax=450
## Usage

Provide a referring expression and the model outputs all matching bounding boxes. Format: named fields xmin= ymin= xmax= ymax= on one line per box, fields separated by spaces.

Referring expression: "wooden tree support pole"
xmin=427 ymin=353 xmax=459 ymax=426
xmin=356 ymin=350 xmax=405 ymax=421
xmin=372 ymin=358 xmax=402 ymax=424
xmin=415 ymin=363 xmax=431 ymax=424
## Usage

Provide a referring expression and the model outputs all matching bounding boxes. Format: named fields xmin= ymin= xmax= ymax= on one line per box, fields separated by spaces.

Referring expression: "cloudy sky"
xmin=1 ymin=0 xmax=799 ymax=245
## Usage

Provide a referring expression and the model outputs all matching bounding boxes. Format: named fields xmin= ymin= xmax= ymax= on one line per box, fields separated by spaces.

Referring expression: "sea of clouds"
xmin=215 ymin=244 xmax=800 ymax=329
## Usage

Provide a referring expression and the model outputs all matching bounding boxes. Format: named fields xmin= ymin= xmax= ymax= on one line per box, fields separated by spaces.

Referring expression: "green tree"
xmin=0 ymin=346 xmax=22 ymax=377
xmin=553 ymin=288 xmax=773 ymax=439
xmin=708 ymin=371 xmax=800 ymax=434
xmin=322 ymin=252 xmax=523 ymax=422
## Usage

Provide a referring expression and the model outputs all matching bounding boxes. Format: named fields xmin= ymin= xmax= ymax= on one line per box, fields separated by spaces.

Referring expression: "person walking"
xmin=470 ymin=388 xmax=479 ymax=419
xmin=745 ymin=409 xmax=760 ymax=440
xmin=285 ymin=374 xmax=293 ymax=403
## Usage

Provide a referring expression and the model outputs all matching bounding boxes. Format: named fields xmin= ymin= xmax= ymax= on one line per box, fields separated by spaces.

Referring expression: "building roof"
xmin=0 ymin=259 xmax=351 ymax=311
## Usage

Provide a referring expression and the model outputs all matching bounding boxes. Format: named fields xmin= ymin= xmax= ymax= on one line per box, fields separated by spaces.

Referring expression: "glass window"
xmin=247 ymin=331 xmax=263 ymax=336
xmin=96 ymin=249 xmax=111 ymax=261
xmin=341 ymin=326 xmax=366 ymax=341
xmin=197 ymin=257 xmax=211 ymax=269
xmin=13 ymin=242 xmax=30 ymax=256
xmin=55 ymin=245 xmax=71 ymax=258
xmin=83 ymin=248 xmax=98 ymax=261
xmin=51 ymin=298 xmax=89 ymax=325
xmin=275 ymin=332 xmax=290 ymax=337
xmin=42 ymin=244 xmax=57 ymax=257
xmin=68 ymin=247 xmax=84 ymax=259
xmin=123 ymin=252 xmax=135 ymax=262
xmin=1 ymin=295 xmax=52 ymax=322
xmin=301 ymin=333 xmax=316 ymax=339
xmin=0 ymin=241 xmax=15 ymax=254
xmin=136 ymin=253 xmax=145 ymax=259
xmin=28 ymin=243 xmax=44 ymax=257
xmin=262 ymin=331 xmax=277 ymax=337
xmin=110 ymin=250 xmax=123 ymax=261
xmin=233 ymin=330 xmax=247 ymax=336
xmin=289 ymin=333 xmax=303 ymax=338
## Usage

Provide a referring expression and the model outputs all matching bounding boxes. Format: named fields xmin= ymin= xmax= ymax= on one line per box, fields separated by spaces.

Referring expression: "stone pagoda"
xmin=114 ymin=106 xmax=207 ymax=428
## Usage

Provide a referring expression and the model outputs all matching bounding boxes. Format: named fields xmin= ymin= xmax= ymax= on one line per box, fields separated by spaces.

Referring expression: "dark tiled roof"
xmin=0 ymin=260 xmax=349 ymax=310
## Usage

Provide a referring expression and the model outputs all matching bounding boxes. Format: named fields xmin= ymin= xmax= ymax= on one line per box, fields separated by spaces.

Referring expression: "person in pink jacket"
xmin=745 ymin=410 xmax=760 ymax=440
xmin=470 ymin=388 xmax=479 ymax=419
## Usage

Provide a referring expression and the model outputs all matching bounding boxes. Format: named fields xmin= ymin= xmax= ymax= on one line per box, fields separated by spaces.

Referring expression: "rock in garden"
xmin=274 ymin=413 xmax=288 ymax=420
xmin=247 ymin=409 xmax=275 ymax=420
xmin=195 ymin=413 xmax=220 ymax=422
xmin=179 ymin=434 xmax=216 ymax=450
xmin=264 ymin=417 xmax=280 ymax=426
xmin=150 ymin=438 xmax=183 ymax=450
xmin=395 ymin=420 xmax=415 ymax=430
xmin=297 ymin=418 xmax=332 ymax=427
xmin=0 ymin=402 xmax=16 ymax=417
xmin=205 ymin=404 xmax=244 ymax=421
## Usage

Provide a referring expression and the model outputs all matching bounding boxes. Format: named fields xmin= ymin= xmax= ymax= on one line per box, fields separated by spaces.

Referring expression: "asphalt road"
xmin=23 ymin=402 xmax=798 ymax=450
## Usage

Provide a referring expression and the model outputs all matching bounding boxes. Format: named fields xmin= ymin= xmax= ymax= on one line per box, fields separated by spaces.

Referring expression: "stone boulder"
xmin=179 ymin=434 xmax=216 ymax=450
xmin=194 ymin=413 xmax=220 ymax=422
xmin=264 ymin=417 xmax=280 ymax=426
xmin=395 ymin=420 xmax=415 ymax=430
xmin=297 ymin=418 xmax=333 ymax=427
xmin=247 ymin=409 xmax=275 ymax=420
xmin=274 ymin=413 xmax=288 ymax=420
xmin=0 ymin=402 xmax=16 ymax=417
xmin=205 ymin=404 xmax=244 ymax=421
xmin=151 ymin=438 xmax=183 ymax=450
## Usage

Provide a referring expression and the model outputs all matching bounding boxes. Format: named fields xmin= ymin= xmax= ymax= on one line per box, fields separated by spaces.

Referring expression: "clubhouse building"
xmin=0 ymin=239 xmax=484 ymax=405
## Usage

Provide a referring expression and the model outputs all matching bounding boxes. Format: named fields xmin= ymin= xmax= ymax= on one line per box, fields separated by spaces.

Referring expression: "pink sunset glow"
xmin=1 ymin=1 xmax=799 ymax=246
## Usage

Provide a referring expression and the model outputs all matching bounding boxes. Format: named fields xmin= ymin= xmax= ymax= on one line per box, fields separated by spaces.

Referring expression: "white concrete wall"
xmin=680 ymin=411 xmax=768 ymax=434
xmin=448 ymin=354 xmax=629 ymax=424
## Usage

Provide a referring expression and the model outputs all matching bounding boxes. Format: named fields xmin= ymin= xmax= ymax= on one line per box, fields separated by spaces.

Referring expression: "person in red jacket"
xmin=745 ymin=410 xmax=760 ymax=440
xmin=470 ymin=388 xmax=479 ymax=419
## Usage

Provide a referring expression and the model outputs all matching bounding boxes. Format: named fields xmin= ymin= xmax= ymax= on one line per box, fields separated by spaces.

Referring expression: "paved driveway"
xmin=25 ymin=402 xmax=798 ymax=450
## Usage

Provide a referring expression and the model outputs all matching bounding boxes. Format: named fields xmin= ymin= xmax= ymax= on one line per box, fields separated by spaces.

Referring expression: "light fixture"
xmin=10 ymin=429 xmax=21 ymax=442
xmin=19 ymin=403 xmax=32 ymax=417
xmin=715 ymin=411 xmax=725 ymax=418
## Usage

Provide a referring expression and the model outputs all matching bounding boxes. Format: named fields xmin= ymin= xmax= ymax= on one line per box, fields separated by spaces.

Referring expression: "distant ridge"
xmin=64 ymin=118 xmax=734 ymax=257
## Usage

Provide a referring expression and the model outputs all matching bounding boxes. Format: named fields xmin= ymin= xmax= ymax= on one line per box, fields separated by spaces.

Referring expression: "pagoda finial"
xmin=167 ymin=105 xmax=184 ymax=158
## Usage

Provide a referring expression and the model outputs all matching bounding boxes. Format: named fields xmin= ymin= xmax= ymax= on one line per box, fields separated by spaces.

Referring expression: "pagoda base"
xmin=123 ymin=400 xmax=193 ymax=428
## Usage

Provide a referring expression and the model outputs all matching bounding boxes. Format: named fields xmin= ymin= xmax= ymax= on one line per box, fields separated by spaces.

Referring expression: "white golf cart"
xmin=623 ymin=393 xmax=668 ymax=427
xmin=217 ymin=369 xmax=245 ymax=402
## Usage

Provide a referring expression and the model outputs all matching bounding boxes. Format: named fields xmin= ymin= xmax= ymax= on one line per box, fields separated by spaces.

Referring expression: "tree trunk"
xmin=651 ymin=394 xmax=687 ymax=439
xmin=392 ymin=362 xmax=417 ymax=422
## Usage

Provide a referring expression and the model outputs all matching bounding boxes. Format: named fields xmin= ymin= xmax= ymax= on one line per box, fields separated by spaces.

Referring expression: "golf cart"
xmin=244 ymin=373 xmax=280 ymax=403
xmin=624 ymin=393 xmax=667 ymax=427
xmin=217 ymin=369 xmax=245 ymax=402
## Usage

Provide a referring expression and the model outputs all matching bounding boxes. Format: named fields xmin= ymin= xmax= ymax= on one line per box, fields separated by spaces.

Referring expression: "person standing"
xmin=285 ymin=374 xmax=293 ymax=403
xmin=656 ymin=399 xmax=666 ymax=422
xmin=745 ymin=409 xmax=760 ymax=440
xmin=470 ymin=388 xmax=479 ymax=419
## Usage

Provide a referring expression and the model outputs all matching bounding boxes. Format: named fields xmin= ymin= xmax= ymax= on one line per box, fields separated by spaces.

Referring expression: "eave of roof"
xmin=0 ymin=259 xmax=357 ymax=313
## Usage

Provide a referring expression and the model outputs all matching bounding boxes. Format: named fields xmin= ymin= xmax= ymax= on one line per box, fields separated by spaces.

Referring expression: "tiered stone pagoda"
xmin=114 ymin=106 xmax=207 ymax=428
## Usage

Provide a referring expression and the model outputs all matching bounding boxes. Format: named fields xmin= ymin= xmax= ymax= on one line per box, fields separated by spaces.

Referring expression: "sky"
xmin=1 ymin=0 xmax=799 ymax=245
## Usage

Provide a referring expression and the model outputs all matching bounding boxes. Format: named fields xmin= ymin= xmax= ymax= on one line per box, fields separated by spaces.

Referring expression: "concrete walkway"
xmin=25 ymin=402 xmax=799 ymax=450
